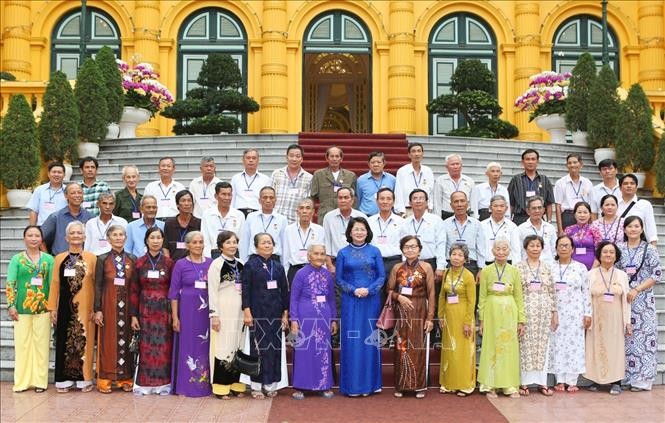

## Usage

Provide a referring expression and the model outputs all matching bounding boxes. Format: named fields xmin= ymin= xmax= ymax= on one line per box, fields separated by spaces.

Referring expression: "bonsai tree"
xmin=565 ymin=52 xmax=597 ymax=132
xmin=426 ymin=59 xmax=518 ymax=139
xmin=616 ymin=83 xmax=655 ymax=172
xmin=161 ymin=53 xmax=259 ymax=134
xmin=95 ymin=46 xmax=124 ymax=124
xmin=74 ymin=58 xmax=109 ymax=143
xmin=0 ymin=94 xmax=40 ymax=189
xmin=39 ymin=71 xmax=80 ymax=162
xmin=587 ymin=64 xmax=620 ymax=149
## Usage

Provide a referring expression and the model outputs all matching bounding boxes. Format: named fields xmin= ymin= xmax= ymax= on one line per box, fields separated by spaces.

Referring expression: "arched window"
xmin=552 ymin=15 xmax=619 ymax=75
xmin=51 ymin=8 xmax=121 ymax=79
xmin=178 ymin=8 xmax=248 ymax=132
xmin=428 ymin=13 xmax=497 ymax=135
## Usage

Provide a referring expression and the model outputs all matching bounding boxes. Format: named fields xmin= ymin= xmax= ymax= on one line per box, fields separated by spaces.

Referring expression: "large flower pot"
xmin=6 ymin=189 xmax=32 ymax=208
xmin=63 ymin=163 xmax=73 ymax=181
xmin=534 ymin=113 xmax=567 ymax=144
xmin=118 ymin=107 xmax=151 ymax=139
xmin=633 ymin=172 xmax=646 ymax=189
xmin=571 ymin=130 xmax=588 ymax=146
xmin=593 ymin=148 xmax=616 ymax=165
xmin=106 ymin=122 xmax=119 ymax=139
xmin=78 ymin=141 xmax=100 ymax=158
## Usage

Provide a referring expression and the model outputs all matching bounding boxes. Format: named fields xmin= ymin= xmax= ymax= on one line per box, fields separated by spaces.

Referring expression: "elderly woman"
xmin=113 ymin=165 xmax=143 ymax=222
xmin=290 ymin=244 xmax=337 ymax=400
xmin=516 ymin=235 xmax=558 ymax=396
xmin=169 ymin=231 xmax=213 ymax=397
xmin=564 ymin=202 xmax=601 ymax=270
xmin=130 ymin=226 xmax=174 ymax=395
xmin=438 ymin=242 xmax=476 ymax=396
xmin=6 ymin=226 xmax=54 ymax=392
xmin=585 ymin=242 xmax=631 ymax=395
xmin=478 ymin=239 xmax=525 ymax=398
xmin=548 ymin=235 xmax=591 ymax=392
xmin=48 ymin=221 xmax=97 ymax=393
xmin=94 ymin=225 xmax=138 ymax=393
xmin=242 ymin=233 xmax=289 ymax=399
xmin=207 ymin=231 xmax=246 ymax=399
xmin=164 ymin=190 xmax=202 ymax=261
xmin=590 ymin=194 xmax=623 ymax=244
xmin=617 ymin=216 xmax=662 ymax=391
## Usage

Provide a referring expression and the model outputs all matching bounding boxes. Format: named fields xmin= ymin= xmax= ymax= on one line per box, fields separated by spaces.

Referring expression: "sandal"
xmin=321 ymin=390 xmax=334 ymax=399
xmin=35 ymin=388 xmax=46 ymax=393
xmin=519 ymin=386 xmax=530 ymax=396
xmin=567 ymin=385 xmax=579 ymax=393
xmin=629 ymin=387 xmax=647 ymax=392
xmin=233 ymin=391 xmax=246 ymax=398
xmin=121 ymin=384 xmax=133 ymax=393
xmin=456 ymin=391 xmax=469 ymax=397
xmin=609 ymin=384 xmax=622 ymax=395
xmin=56 ymin=387 xmax=70 ymax=393
xmin=509 ymin=392 xmax=521 ymax=398
xmin=393 ymin=391 xmax=403 ymax=398
xmin=416 ymin=392 xmax=426 ymax=399
xmin=251 ymin=390 xmax=265 ymax=400
xmin=587 ymin=384 xmax=599 ymax=392
xmin=216 ymin=395 xmax=232 ymax=400
xmin=538 ymin=386 xmax=554 ymax=396
xmin=439 ymin=388 xmax=447 ymax=394
xmin=485 ymin=390 xmax=498 ymax=398
xmin=266 ymin=390 xmax=278 ymax=398
xmin=81 ymin=385 xmax=94 ymax=393
xmin=292 ymin=391 xmax=305 ymax=400
xmin=554 ymin=383 xmax=565 ymax=392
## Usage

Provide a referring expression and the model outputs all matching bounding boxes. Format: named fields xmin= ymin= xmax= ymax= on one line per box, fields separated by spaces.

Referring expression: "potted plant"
xmin=615 ymin=83 xmax=655 ymax=188
xmin=515 ymin=71 xmax=571 ymax=143
xmin=39 ymin=70 xmax=79 ymax=180
xmin=565 ymin=53 xmax=597 ymax=146
xmin=75 ymin=58 xmax=108 ymax=157
xmin=96 ymin=46 xmax=124 ymax=139
xmin=0 ymin=94 xmax=40 ymax=207
xmin=588 ymin=65 xmax=621 ymax=164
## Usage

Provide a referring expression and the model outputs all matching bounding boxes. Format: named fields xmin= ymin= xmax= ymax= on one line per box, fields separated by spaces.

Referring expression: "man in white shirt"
xmin=592 ymin=158 xmax=620 ymax=212
xmin=28 ymin=161 xmax=67 ymax=225
xmin=143 ymin=157 xmax=186 ymax=220
xmin=282 ymin=198 xmax=325 ymax=284
xmin=189 ymin=156 xmax=221 ymax=219
xmin=231 ymin=148 xmax=271 ymax=217
xmin=479 ymin=195 xmax=521 ymax=267
xmin=554 ymin=153 xmax=595 ymax=234
xmin=368 ymin=187 xmax=405 ymax=278
xmin=240 ymin=186 xmax=288 ymax=262
xmin=394 ymin=143 xmax=434 ymax=216
xmin=617 ymin=174 xmax=658 ymax=244
xmin=201 ymin=182 xmax=245 ymax=258
xmin=434 ymin=154 xmax=475 ymax=220
xmin=84 ymin=192 xmax=128 ymax=255
xmin=442 ymin=191 xmax=484 ymax=276
xmin=271 ymin=144 xmax=313 ymax=224
xmin=518 ymin=196 xmax=557 ymax=262
xmin=470 ymin=161 xmax=511 ymax=221
xmin=323 ymin=187 xmax=367 ymax=276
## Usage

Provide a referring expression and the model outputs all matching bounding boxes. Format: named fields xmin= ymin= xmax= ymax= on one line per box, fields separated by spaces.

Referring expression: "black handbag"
xmin=229 ymin=326 xmax=261 ymax=377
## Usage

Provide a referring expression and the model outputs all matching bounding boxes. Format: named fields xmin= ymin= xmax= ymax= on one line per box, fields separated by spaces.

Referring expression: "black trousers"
xmin=286 ymin=263 xmax=307 ymax=290
xmin=560 ymin=210 xmax=576 ymax=230
xmin=478 ymin=208 xmax=491 ymax=221
xmin=512 ymin=213 xmax=529 ymax=226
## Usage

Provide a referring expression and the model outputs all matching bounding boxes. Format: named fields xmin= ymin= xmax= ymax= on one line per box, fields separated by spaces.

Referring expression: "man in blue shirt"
xmin=28 ymin=161 xmax=67 ymax=226
xmin=125 ymin=195 xmax=165 ymax=258
xmin=355 ymin=151 xmax=396 ymax=216
xmin=41 ymin=183 xmax=92 ymax=255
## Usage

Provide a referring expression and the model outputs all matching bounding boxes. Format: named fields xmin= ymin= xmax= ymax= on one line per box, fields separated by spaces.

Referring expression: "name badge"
xmin=555 ymin=281 xmax=567 ymax=291
xmin=456 ymin=238 xmax=466 ymax=244
xmin=132 ymin=212 xmax=141 ymax=219
xmin=401 ymin=286 xmax=413 ymax=296
xmin=114 ymin=277 xmax=125 ymax=286
xmin=235 ymin=283 xmax=242 ymax=291
xmin=377 ymin=236 xmax=388 ymax=245
xmin=195 ymin=280 xmax=207 ymax=289
xmin=31 ymin=277 xmax=43 ymax=286
xmin=97 ymin=239 xmax=109 ymax=249
xmin=493 ymin=282 xmax=505 ymax=292
xmin=333 ymin=185 xmax=340 ymax=192
xmin=43 ymin=202 xmax=56 ymax=211
xmin=244 ymin=189 xmax=253 ymax=192
xmin=625 ymin=265 xmax=636 ymax=275
xmin=198 ymin=197 xmax=211 ymax=208
xmin=267 ymin=280 xmax=278 ymax=290
xmin=575 ymin=247 xmax=587 ymax=255
xmin=160 ymin=198 xmax=171 ymax=205
xmin=297 ymin=249 xmax=308 ymax=260
xmin=447 ymin=294 xmax=459 ymax=304
xmin=176 ymin=241 xmax=186 ymax=249
xmin=147 ymin=270 xmax=160 ymax=279
xmin=81 ymin=201 xmax=92 ymax=209
xmin=526 ymin=190 xmax=536 ymax=197
xmin=529 ymin=280 xmax=541 ymax=292
xmin=288 ymin=188 xmax=300 ymax=195
xmin=316 ymin=295 xmax=326 ymax=303
xmin=603 ymin=292 xmax=615 ymax=303
xmin=64 ymin=268 xmax=76 ymax=277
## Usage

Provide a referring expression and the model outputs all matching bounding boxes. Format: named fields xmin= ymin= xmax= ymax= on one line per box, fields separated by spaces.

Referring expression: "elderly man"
xmin=442 ymin=191 xmax=484 ymax=276
xmin=355 ymin=151 xmax=396 ymax=216
xmin=201 ymin=182 xmax=245 ymax=258
xmin=84 ymin=192 xmax=128 ymax=255
xmin=433 ymin=154 xmax=475 ymax=220
xmin=113 ymin=165 xmax=143 ymax=223
xmin=28 ymin=161 xmax=67 ymax=226
xmin=394 ymin=143 xmax=434 ymax=216
xmin=517 ymin=196 xmax=557 ymax=262
xmin=143 ymin=157 xmax=186 ymax=220
xmin=470 ymin=161 xmax=511 ymax=221
xmin=508 ymin=149 xmax=555 ymax=225
xmin=479 ymin=195 xmax=521 ymax=267
xmin=41 ymin=183 xmax=92 ymax=255
xmin=79 ymin=156 xmax=111 ymax=217
xmin=323 ymin=187 xmax=367 ymax=276
xmin=310 ymin=145 xmax=357 ymax=223
xmin=368 ymin=187 xmax=404 ymax=283
xmin=124 ymin=195 xmax=165 ymax=258
xmin=271 ymin=144 xmax=313 ymax=224
xmin=281 ymin=198 xmax=326 ymax=285
xmin=231 ymin=148 xmax=272 ymax=217
xmin=189 ymin=156 xmax=222 ymax=219
xmin=239 ymin=186 xmax=288 ymax=262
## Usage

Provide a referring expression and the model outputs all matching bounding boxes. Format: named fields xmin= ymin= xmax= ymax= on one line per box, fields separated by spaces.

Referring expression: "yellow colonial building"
xmin=1 ymin=0 xmax=664 ymax=140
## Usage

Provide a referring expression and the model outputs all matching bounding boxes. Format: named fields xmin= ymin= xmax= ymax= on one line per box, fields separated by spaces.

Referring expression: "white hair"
xmin=445 ymin=154 xmax=462 ymax=165
xmin=122 ymin=165 xmax=140 ymax=178
xmin=486 ymin=162 xmax=502 ymax=171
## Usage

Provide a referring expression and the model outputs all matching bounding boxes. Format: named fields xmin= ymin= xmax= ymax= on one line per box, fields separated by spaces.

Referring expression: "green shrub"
xmin=587 ymin=65 xmax=620 ymax=149
xmin=655 ymin=138 xmax=665 ymax=194
xmin=39 ymin=71 xmax=79 ymax=162
xmin=0 ymin=95 xmax=40 ymax=189
xmin=75 ymin=58 xmax=109 ymax=143
xmin=96 ymin=46 xmax=124 ymax=123
xmin=565 ymin=53 xmax=596 ymax=132
xmin=616 ymin=83 xmax=655 ymax=172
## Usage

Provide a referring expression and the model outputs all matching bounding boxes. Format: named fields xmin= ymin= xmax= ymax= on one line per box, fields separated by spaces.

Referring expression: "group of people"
xmin=5 ymin=143 xmax=661 ymax=400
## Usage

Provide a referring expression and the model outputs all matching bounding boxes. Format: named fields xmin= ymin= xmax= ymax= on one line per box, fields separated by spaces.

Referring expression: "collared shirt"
xmin=80 ymin=179 xmax=111 ymax=216
xmin=592 ymin=180 xmax=620 ymax=212
xmin=517 ymin=219 xmax=557 ymax=262
xmin=144 ymin=179 xmax=186 ymax=219
xmin=27 ymin=183 xmax=67 ymax=225
xmin=239 ymin=211 xmax=288 ymax=261
xmin=124 ymin=218 xmax=165 ymax=258
xmin=201 ymin=207 xmax=245 ymax=257
xmin=507 ymin=171 xmax=555 ymax=216
xmin=617 ymin=195 xmax=658 ymax=243
xmin=281 ymin=222 xmax=326 ymax=273
xmin=231 ymin=170 xmax=272 ymax=210
xmin=310 ymin=167 xmax=358 ymax=223
xmin=398 ymin=212 xmax=446 ymax=270
xmin=83 ymin=215 xmax=128 ymax=255
xmin=113 ymin=187 xmax=143 ymax=223
xmin=433 ymin=173 xmax=475 ymax=216
xmin=189 ymin=176 xmax=222 ymax=219
xmin=41 ymin=206 xmax=93 ymax=255
xmin=356 ymin=171 xmax=397 ymax=216
xmin=479 ymin=217 xmax=521 ymax=267
xmin=442 ymin=215 xmax=484 ymax=264
xmin=163 ymin=214 xmax=202 ymax=260
xmin=554 ymin=174 xmax=596 ymax=212
xmin=271 ymin=166 xmax=313 ymax=224
xmin=323 ymin=208 xmax=367 ymax=258
xmin=394 ymin=163 xmax=435 ymax=213
xmin=469 ymin=182 xmax=511 ymax=219
xmin=368 ymin=213 xmax=405 ymax=257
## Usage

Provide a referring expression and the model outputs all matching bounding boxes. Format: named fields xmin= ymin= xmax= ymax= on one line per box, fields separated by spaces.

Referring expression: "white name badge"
xmin=555 ymin=281 xmax=567 ymax=291
xmin=132 ymin=212 xmax=141 ymax=219
xmin=160 ymin=198 xmax=171 ymax=205
xmin=288 ymin=188 xmax=300 ymax=195
xmin=376 ymin=236 xmax=388 ymax=245
xmin=31 ymin=277 xmax=43 ymax=286
xmin=114 ymin=277 xmax=125 ymax=286
xmin=575 ymin=247 xmax=587 ymax=255
xmin=235 ymin=283 xmax=242 ymax=291
xmin=401 ymin=286 xmax=413 ymax=296
xmin=267 ymin=280 xmax=278 ymax=290
xmin=526 ymin=190 xmax=536 ymax=198
xmin=603 ymin=292 xmax=615 ymax=303
xmin=97 ymin=239 xmax=109 ymax=249
xmin=64 ymin=268 xmax=76 ymax=277
xmin=447 ymin=294 xmax=459 ymax=304
xmin=147 ymin=270 xmax=160 ymax=279
xmin=529 ymin=281 xmax=541 ymax=292
xmin=43 ymin=202 xmax=56 ymax=211
xmin=493 ymin=282 xmax=505 ymax=292
xmin=333 ymin=185 xmax=341 ymax=192
xmin=176 ymin=242 xmax=186 ymax=249
xmin=198 ymin=197 xmax=211 ymax=208
xmin=316 ymin=295 xmax=327 ymax=303
xmin=195 ymin=280 xmax=207 ymax=289
xmin=625 ymin=265 xmax=636 ymax=275
xmin=81 ymin=201 xmax=92 ymax=209
xmin=297 ymin=249 xmax=308 ymax=260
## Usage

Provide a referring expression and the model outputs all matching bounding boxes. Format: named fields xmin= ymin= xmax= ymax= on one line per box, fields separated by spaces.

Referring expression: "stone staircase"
xmin=1 ymin=133 xmax=664 ymax=384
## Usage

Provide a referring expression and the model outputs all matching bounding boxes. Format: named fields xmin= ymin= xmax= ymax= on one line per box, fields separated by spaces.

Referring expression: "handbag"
xmin=376 ymin=294 xmax=396 ymax=330
xmin=229 ymin=326 xmax=261 ymax=377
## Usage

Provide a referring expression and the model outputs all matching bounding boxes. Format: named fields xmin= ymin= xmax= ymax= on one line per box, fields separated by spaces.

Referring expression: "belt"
xmin=238 ymin=208 xmax=257 ymax=213
xmin=485 ymin=260 xmax=512 ymax=266
xmin=383 ymin=255 xmax=402 ymax=261
xmin=448 ymin=259 xmax=478 ymax=266
xmin=290 ymin=263 xmax=307 ymax=269
xmin=562 ymin=210 xmax=574 ymax=214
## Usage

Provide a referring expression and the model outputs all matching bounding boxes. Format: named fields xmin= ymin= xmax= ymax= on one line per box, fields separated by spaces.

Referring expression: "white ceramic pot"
xmin=106 ymin=123 xmax=119 ymax=139
xmin=571 ymin=130 xmax=588 ymax=146
xmin=633 ymin=172 xmax=646 ymax=188
xmin=118 ymin=107 xmax=151 ymax=138
xmin=77 ymin=141 xmax=100 ymax=158
xmin=593 ymin=148 xmax=616 ymax=165
xmin=6 ymin=189 xmax=32 ymax=208
xmin=63 ymin=163 xmax=73 ymax=181
xmin=534 ymin=113 xmax=567 ymax=144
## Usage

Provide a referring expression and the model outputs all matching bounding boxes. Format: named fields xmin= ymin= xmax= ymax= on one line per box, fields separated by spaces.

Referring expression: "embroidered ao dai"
xmin=565 ymin=224 xmax=602 ymax=270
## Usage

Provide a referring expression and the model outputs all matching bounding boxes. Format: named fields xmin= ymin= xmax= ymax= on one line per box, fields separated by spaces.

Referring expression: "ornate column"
xmin=387 ymin=1 xmax=416 ymax=134
xmin=638 ymin=1 xmax=665 ymax=90
xmin=513 ymin=1 xmax=541 ymax=141
xmin=133 ymin=1 xmax=161 ymax=136
xmin=260 ymin=0 xmax=288 ymax=133
xmin=1 ymin=1 xmax=32 ymax=80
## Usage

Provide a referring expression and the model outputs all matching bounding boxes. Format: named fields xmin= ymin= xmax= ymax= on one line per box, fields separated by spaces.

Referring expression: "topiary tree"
xmin=161 ymin=53 xmax=259 ymax=134
xmin=655 ymin=138 xmax=665 ymax=195
xmin=0 ymin=95 xmax=40 ymax=189
xmin=565 ymin=52 xmax=596 ymax=132
xmin=75 ymin=58 xmax=109 ymax=143
xmin=587 ymin=64 xmax=620 ymax=149
xmin=95 ymin=46 xmax=124 ymax=123
xmin=39 ymin=71 xmax=80 ymax=162
xmin=616 ymin=83 xmax=655 ymax=172
xmin=426 ymin=59 xmax=518 ymax=139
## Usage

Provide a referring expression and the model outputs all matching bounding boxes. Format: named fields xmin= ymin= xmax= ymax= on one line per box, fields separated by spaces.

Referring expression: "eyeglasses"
xmin=529 ymin=206 xmax=544 ymax=211
xmin=403 ymin=244 xmax=419 ymax=250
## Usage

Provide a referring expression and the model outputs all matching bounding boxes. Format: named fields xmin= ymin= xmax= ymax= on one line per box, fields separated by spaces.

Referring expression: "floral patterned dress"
xmin=590 ymin=217 xmax=624 ymax=245
xmin=565 ymin=224 xmax=602 ymax=270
